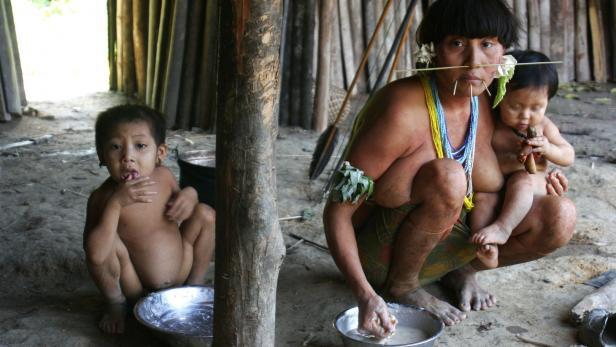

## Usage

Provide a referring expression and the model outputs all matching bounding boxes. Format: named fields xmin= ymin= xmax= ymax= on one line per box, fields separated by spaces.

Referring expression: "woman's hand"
xmin=357 ymin=294 xmax=397 ymax=338
xmin=166 ymin=187 xmax=198 ymax=223
xmin=111 ymin=176 xmax=158 ymax=207
xmin=545 ymin=168 xmax=568 ymax=196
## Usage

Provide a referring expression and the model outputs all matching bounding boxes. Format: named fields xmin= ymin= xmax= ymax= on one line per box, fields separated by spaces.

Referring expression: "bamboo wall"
xmin=108 ymin=0 xmax=616 ymax=131
xmin=0 ymin=0 xmax=26 ymax=122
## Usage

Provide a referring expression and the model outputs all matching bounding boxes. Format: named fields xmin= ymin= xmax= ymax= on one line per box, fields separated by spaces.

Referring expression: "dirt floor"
xmin=0 ymin=84 xmax=615 ymax=346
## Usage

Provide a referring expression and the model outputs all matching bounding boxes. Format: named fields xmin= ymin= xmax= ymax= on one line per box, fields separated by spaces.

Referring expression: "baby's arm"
xmin=161 ymin=167 xmax=199 ymax=223
xmin=526 ymin=117 xmax=575 ymax=167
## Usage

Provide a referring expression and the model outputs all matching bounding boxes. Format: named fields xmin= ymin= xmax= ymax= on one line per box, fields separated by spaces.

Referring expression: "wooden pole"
xmin=527 ymin=0 xmax=541 ymax=51
xmin=289 ymin=1 xmax=305 ymax=126
xmin=161 ymin=0 xmax=189 ymax=128
xmin=313 ymin=0 xmax=335 ymax=133
xmin=612 ymin=0 xmax=616 ymax=81
xmin=145 ymin=0 xmax=161 ymax=105
xmin=193 ymin=0 xmax=219 ymax=130
xmin=132 ymin=0 xmax=148 ymax=101
xmin=0 ymin=0 xmax=21 ymax=114
xmin=539 ymin=0 xmax=551 ymax=54
xmin=338 ymin=0 xmax=356 ymax=93
xmin=151 ymin=0 xmax=171 ymax=109
xmin=330 ymin=1 xmax=345 ymax=91
xmin=551 ymin=0 xmax=573 ymax=82
xmin=575 ymin=0 xmax=591 ymax=81
xmin=214 ymin=1 xmax=285 ymax=345
xmin=176 ymin=0 xmax=205 ymax=129
xmin=564 ymin=0 xmax=576 ymax=83
xmin=278 ymin=0 xmax=292 ymax=126
xmin=108 ymin=0 xmax=117 ymax=91
xmin=388 ymin=0 xmax=414 ymax=83
xmin=514 ymin=0 xmax=528 ymax=50
xmin=588 ymin=0 xmax=607 ymax=82
xmin=4 ymin=0 xmax=25 ymax=105
xmin=348 ymin=0 xmax=366 ymax=92
xmin=300 ymin=0 xmax=317 ymax=129
xmin=0 ymin=76 xmax=9 ymax=121
xmin=409 ymin=2 xmax=423 ymax=70
xmin=119 ymin=0 xmax=136 ymax=95
xmin=363 ymin=0 xmax=377 ymax=89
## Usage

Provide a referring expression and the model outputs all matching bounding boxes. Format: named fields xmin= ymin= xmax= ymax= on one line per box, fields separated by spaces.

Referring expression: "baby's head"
xmin=497 ymin=50 xmax=558 ymax=131
xmin=95 ymin=105 xmax=167 ymax=182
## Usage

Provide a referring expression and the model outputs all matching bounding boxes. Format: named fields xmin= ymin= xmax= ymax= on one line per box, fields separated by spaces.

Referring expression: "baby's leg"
xmin=469 ymin=192 xmax=499 ymax=233
xmin=179 ymin=203 xmax=216 ymax=285
xmin=472 ymin=171 xmax=533 ymax=245
xmin=85 ymin=236 xmax=143 ymax=334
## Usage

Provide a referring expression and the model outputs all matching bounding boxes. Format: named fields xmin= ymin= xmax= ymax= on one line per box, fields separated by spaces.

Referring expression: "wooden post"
xmin=514 ymin=0 xmax=528 ymax=50
xmin=278 ymin=0 xmax=293 ymax=126
xmin=588 ymin=0 xmax=607 ymax=82
xmin=194 ymin=0 xmax=219 ymax=131
xmin=348 ymin=0 xmax=366 ymax=92
xmin=145 ymin=0 xmax=161 ymax=105
xmin=611 ymin=0 xmax=616 ymax=81
xmin=151 ymin=0 xmax=171 ymax=109
xmin=575 ymin=0 xmax=591 ymax=81
xmin=300 ymin=0 xmax=317 ymax=129
xmin=176 ymin=1 xmax=205 ymax=130
xmin=0 ymin=0 xmax=21 ymax=114
xmin=119 ymin=0 xmax=135 ymax=95
xmin=539 ymin=0 xmax=551 ymax=54
xmin=132 ymin=0 xmax=148 ymax=101
xmin=108 ymin=0 xmax=117 ymax=91
xmin=363 ymin=0 xmax=377 ymax=90
xmin=314 ymin=0 xmax=335 ymax=133
xmin=551 ymin=0 xmax=574 ymax=82
xmin=564 ymin=0 xmax=575 ymax=82
xmin=289 ymin=1 xmax=305 ymax=126
xmin=330 ymin=1 xmax=345 ymax=91
xmin=409 ymin=2 xmax=423 ymax=71
xmin=162 ymin=0 xmax=189 ymax=128
xmin=214 ymin=1 xmax=285 ymax=346
xmin=4 ymin=1 xmax=25 ymax=105
xmin=527 ymin=0 xmax=541 ymax=51
xmin=338 ymin=0 xmax=356 ymax=93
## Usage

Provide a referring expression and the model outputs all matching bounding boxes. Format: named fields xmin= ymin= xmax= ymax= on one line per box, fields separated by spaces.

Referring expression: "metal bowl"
xmin=334 ymin=303 xmax=443 ymax=347
xmin=134 ymin=286 xmax=214 ymax=347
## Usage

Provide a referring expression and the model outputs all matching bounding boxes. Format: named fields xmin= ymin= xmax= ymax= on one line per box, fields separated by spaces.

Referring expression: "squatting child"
xmin=83 ymin=105 xmax=215 ymax=334
xmin=470 ymin=50 xmax=575 ymax=268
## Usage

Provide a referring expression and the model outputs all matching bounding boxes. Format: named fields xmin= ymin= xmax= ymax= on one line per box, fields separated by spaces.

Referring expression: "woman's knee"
xmin=541 ymin=197 xmax=576 ymax=250
xmin=420 ymin=159 xmax=467 ymax=209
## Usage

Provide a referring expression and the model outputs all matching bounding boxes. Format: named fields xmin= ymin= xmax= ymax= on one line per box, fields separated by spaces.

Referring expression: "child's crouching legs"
xmin=180 ymin=203 xmax=216 ymax=285
xmin=85 ymin=238 xmax=143 ymax=334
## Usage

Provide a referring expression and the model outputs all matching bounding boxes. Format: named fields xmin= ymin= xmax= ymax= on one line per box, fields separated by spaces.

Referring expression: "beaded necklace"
xmin=421 ymin=74 xmax=478 ymax=211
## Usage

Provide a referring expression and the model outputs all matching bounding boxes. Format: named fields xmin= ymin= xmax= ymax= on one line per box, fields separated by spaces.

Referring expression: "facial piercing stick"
xmin=482 ymin=80 xmax=491 ymax=96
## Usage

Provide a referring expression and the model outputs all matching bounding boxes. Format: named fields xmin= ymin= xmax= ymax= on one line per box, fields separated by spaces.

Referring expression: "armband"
xmin=331 ymin=161 xmax=374 ymax=204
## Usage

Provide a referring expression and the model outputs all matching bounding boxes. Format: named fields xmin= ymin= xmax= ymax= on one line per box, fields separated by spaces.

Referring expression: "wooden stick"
xmin=162 ymin=0 xmax=189 ymax=128
xmin=107 ymin=0 xmax=117 ymax=90
xmin=145 ymin=0 xmax=160 ymax=105
xmin=387 ymin=3 xmax=415 ymax=83
xmin=132 ymin=0 xmax=147 ymax=101
xmin=326 ymin=0 xmax=394 ymax=128
xmin=395 ymin=61 xmax=564 ymax=73
xmin=278 ymin=0 xmax=292 ymax=126
xmin=289 ymin=1 xmax=305 ymax=126
xmin=588 ymin=0 xmax=607 ymax=82
xmin=300 ymin=0 xmax=317 ymax=129
xmin=193 ymin=0 xmax=219 ymax=130
xmin=575 ymin=0 xmax=591 ymax=81
xmin=348 ymin=0 xmax=367 ymax=92
xmin=288 ymin=233 xmax=329 ymax=252
xmin=313 ymin=0 xmax=335 ymax=132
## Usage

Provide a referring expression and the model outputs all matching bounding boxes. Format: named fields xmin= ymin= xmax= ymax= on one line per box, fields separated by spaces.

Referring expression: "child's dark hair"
xmin=417 ymin=0 xmax=518 ymax=48
xmin=505 ymin=50 xmax=559 ymax=99
xmin=95 ymin=104 xmax=166 ymax=164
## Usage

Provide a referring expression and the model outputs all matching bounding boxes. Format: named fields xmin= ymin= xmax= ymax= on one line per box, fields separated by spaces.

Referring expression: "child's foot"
xmin=99 ymin=301 xmax=127 ymax=334
xmin=475 ymin=244 xmax=498 ymax=269
xmin=471 ymin=223 xmax=511 ymax=245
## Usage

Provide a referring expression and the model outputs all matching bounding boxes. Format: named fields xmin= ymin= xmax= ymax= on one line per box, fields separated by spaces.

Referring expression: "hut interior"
xmin=0 ymin=0 xmax=615 ymax=346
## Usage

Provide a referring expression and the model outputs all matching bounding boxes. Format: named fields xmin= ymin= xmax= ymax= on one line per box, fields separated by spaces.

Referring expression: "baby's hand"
xmin=524 ymin=135 xmax=550 ymax=157
xmin=112 ymin=177 xmax=157 ymax=207
xmin=166 ymin=187 xmax=198 ymax=223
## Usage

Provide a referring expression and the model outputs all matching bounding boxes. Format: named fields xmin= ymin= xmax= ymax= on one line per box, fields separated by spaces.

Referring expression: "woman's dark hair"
xmin=95 ymin=104 xmax=166 ymax=164
xmin=417 ymin=0 xmax=518 ymax=48
xmin=505 ymin=50 xmax=559 ymax=99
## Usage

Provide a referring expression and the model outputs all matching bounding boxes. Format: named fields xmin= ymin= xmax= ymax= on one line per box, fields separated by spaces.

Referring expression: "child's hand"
xmin=524 ymin=135 xmax=550 ymax=157
xmin=166 ymin=187 xmax=198 ymax=223
xmin=112 ymin=177 xmax=158 ymax=207
xmin=546 ymin=169 xmax=568 ymax=196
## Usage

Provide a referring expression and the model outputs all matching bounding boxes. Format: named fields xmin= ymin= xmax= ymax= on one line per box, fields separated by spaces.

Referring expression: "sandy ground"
xmin=0 ymin=85 xmax=615 ymax=346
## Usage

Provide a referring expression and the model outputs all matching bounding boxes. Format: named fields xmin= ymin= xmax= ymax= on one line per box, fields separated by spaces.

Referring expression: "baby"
xmin=83 ymin=105 xmax=215 ymax=334
xmin=471 ymin=50 xmax=575 ymax=268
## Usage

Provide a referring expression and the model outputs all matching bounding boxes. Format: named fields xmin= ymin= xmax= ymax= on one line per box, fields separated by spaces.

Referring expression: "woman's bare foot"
xmin=471 ymin=223 xmax=511 ymax=245
xmin=389 ymin=287 xmax=467 ymax=326
xmin=441 ymin=264 xmax=497 ymax=312
xmin=99 ymin=301 xmax=127 ymax=334
xmin=474 ymin=244 xmax=499 ymax=269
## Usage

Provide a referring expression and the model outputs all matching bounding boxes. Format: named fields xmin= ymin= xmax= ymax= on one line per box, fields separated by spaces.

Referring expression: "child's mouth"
xmin=121 ymin=170 xmax=140 ymax=181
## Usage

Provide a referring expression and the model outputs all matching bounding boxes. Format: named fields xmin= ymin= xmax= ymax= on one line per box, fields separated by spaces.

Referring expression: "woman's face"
xmin=434 ymin=35 xmax=505 ymax=97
